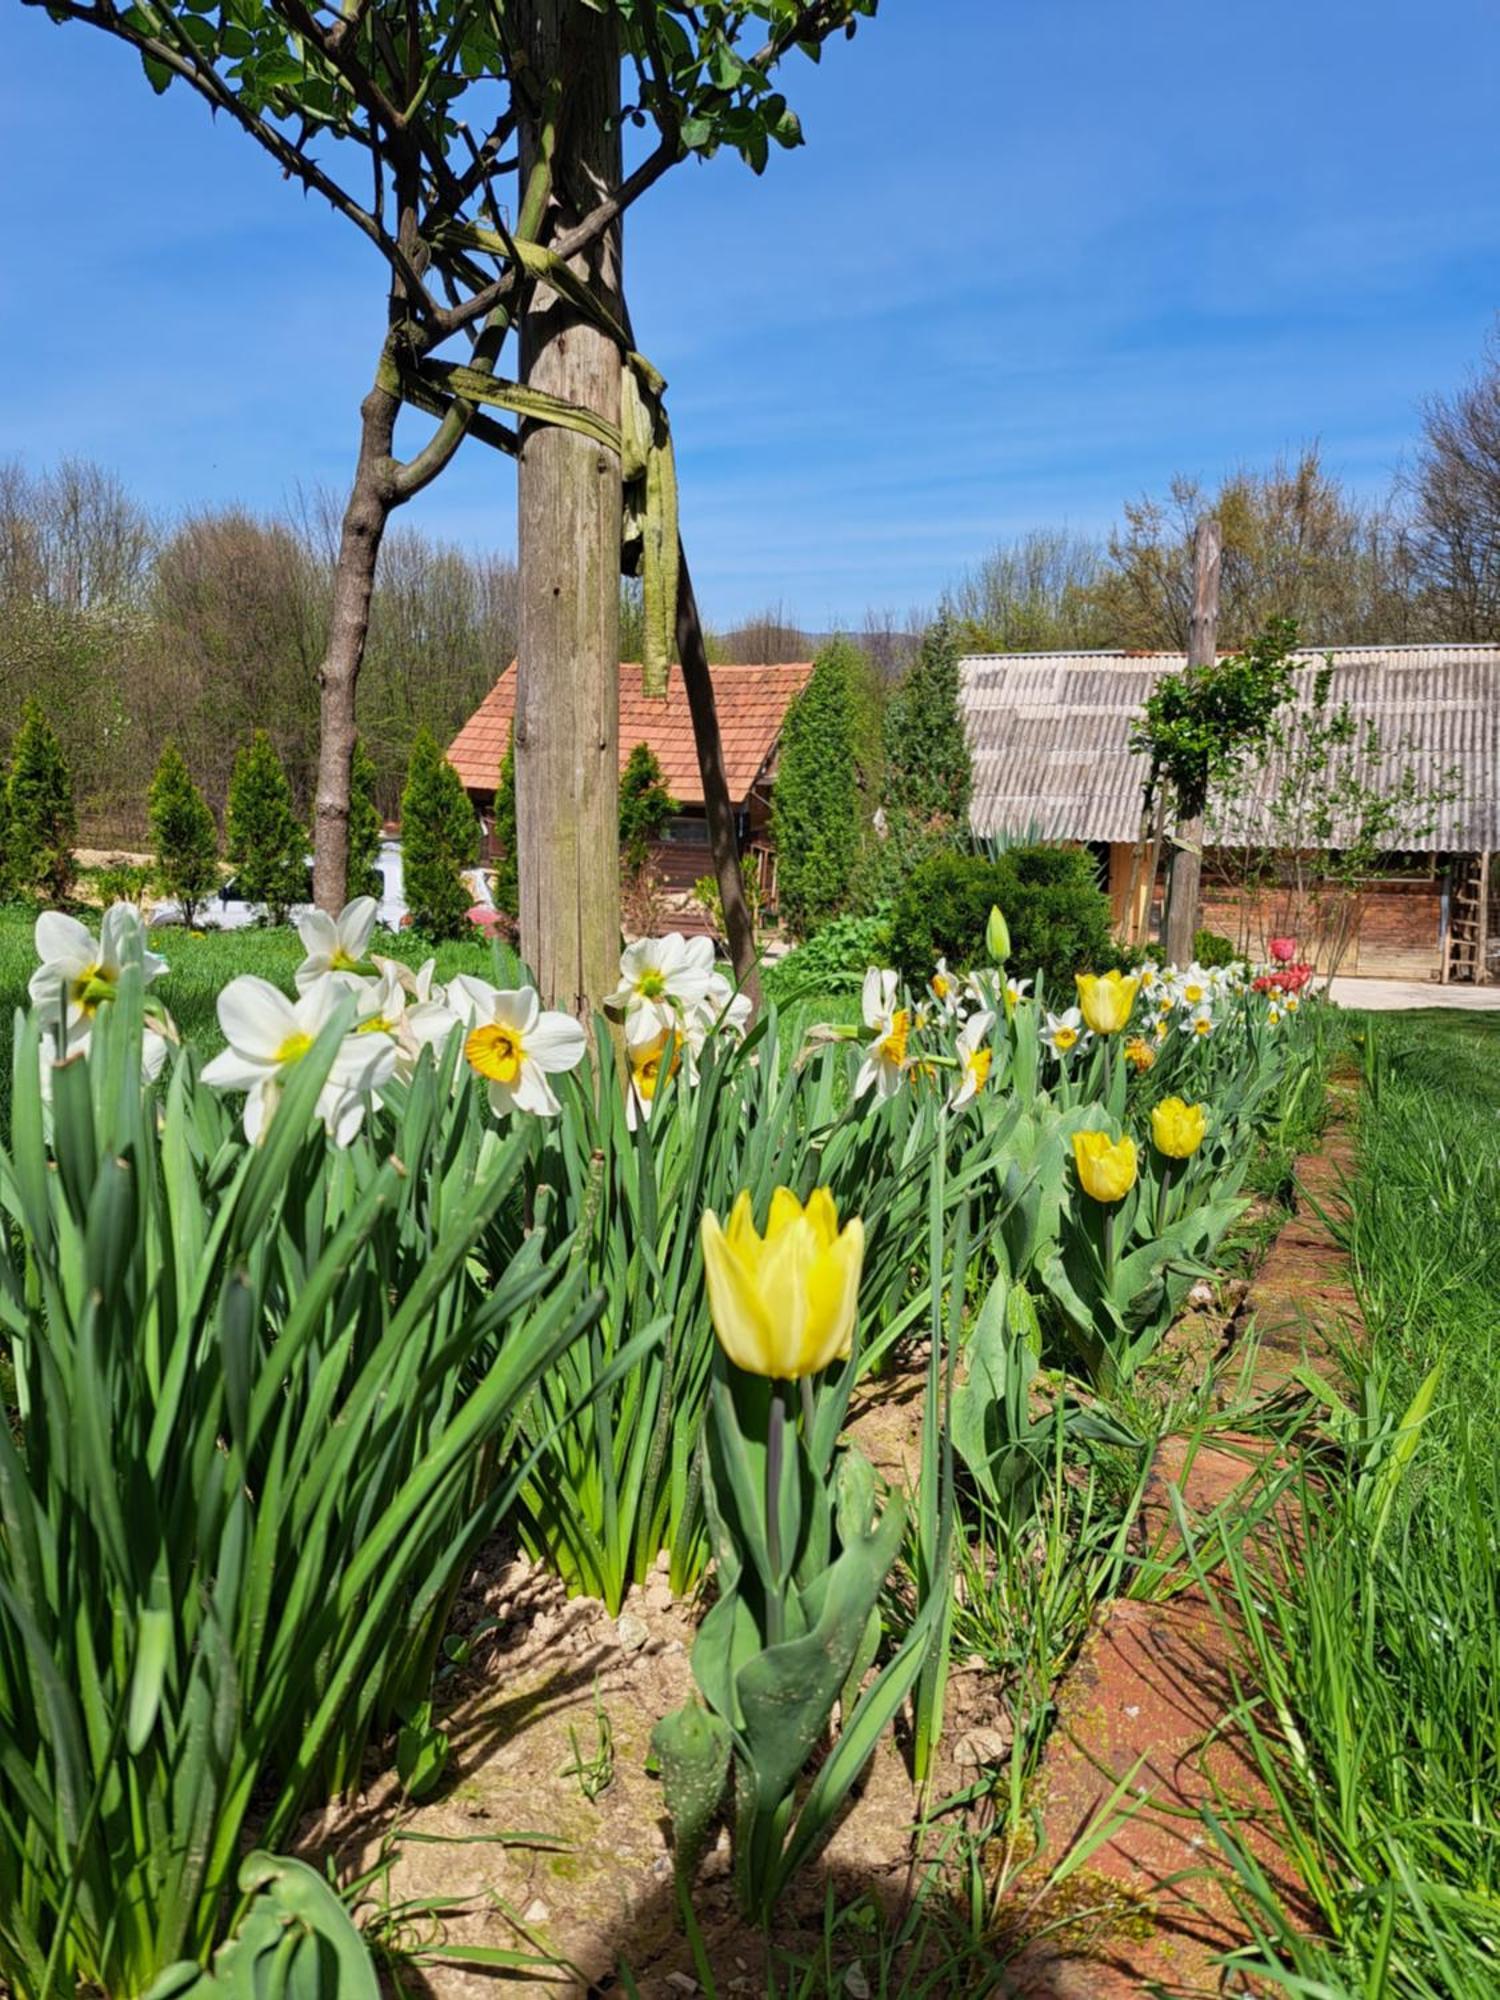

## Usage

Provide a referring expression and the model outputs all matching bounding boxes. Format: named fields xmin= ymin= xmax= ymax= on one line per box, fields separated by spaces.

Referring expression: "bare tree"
xmin=1405 ymin=323 xmax=1500 ymax=640
xmin=946 ymin=527 xmax=1109 ymax=652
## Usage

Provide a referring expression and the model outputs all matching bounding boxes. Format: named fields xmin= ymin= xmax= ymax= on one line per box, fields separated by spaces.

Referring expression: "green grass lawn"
xmin=0 ymin=902 xmax=504 ymax=1101
xmin=1215 ymin=1004 xmax=1500 ymax=1997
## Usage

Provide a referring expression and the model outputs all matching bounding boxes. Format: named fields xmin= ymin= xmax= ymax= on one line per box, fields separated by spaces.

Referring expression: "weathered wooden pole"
xmin=1163 ymin=517 xmax=1221 ymax=966
xmin=515 ymin=4 xmax=622 ymax=1012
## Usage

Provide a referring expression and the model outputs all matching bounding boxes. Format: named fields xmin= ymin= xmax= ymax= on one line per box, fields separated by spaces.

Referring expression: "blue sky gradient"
xmin=2 ymin=0 xmax=1497 ymax=625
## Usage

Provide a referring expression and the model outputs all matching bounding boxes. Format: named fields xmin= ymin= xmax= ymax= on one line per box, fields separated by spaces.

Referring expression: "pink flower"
xmin=1268 ymin=936 xmax=1298 ymax=964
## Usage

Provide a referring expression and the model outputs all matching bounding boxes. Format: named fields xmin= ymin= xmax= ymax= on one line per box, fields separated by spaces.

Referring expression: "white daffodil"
xmin=855 ymin=967 xmax=909 ymax=1100
xmin=1181 ymin=1003 xmax=1216 ymax=1039
xmin=961 ymin=968 xmax=1003 ymax=1017
xmin=949 ymin=1009 xmax=996 ymax=1110
xmin=295 ymin=896 xmax=379 ymax=993
xmin=1040 ymin=1007 xmax=1087 ymax=1058
xmin=350 ymin=964 xmax=458 ymax=1083
xmin=448 ymin=976 xmax=586 ymax=1117
xmin=29 ymin=904 xmax=167 ymax=1029
xmin=692 ymin=970 xmax=753 ymax=1043
xmin=929 ymin=958 xmax=961 ymax=1018
xmin=202 ymin=975 xmax=395 ymax=1145
xmin=1266 ymin=1002 xmax=1283 ymax=1026
xmin=1173 ymin=963 xmax=1211 ymax=1011
xmin=38 ymin=1015 xmax=171 ymax=1105
xmin=625 ymin=1027 xmax=682 ymax=1130
xmin=1003 ymin=974 xmax=1032 ymax=1015
xmin=608 ymin=934 xmax=717 ymax=1049
xmin=371 ymin=953 xmax=442 ymax=1004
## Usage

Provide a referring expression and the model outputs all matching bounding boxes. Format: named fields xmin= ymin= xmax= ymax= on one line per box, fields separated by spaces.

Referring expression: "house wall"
xmin=1106 ymin=838 xmax=1445 ymax=978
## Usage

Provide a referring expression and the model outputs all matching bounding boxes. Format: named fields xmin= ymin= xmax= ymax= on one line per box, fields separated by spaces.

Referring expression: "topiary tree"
xmin=348 ymin=735 xmax=384 ymax=903
xmin=148 ymin=741 xmax=219 ymax=926
xmin=401 ymin=728 xmax=478 ymax=940
xmin=226 ymin=731 xmax=308 ymax=924
xmin=771 ymin=639 xmax=868 ymax=937
xmin=618 ymin=742 xmax=678 ymax=877
xmin=492 ymin=727 xmax=519 ymax=920
xmin=879 ymin=614 xmax=972 ymax=867
xmin=7 ymin=700 xmax=77 ymax=902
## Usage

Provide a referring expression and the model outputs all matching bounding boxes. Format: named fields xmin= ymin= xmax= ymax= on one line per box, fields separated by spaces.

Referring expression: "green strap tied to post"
xmin=406 ymin=228 xmax=680 ymax=695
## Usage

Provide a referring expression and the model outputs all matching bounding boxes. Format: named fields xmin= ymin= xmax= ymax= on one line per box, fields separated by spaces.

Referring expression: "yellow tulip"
xmin=1151 ymin=1095 xmax=1207 ymax=1159
xmin=1074 ymin=969 xmax=1140 ymax=1036
xmin=700 ymin=1187 xmax=865 ymax=1380
xmin=1071 ymin=1129 xmax=1139 ymax=1204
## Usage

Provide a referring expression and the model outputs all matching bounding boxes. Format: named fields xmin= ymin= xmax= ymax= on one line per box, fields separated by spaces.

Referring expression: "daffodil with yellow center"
xmin=626 ymin=1030 xmax=682 ymax=1128
xmin=1151 ymin=1096 xmax=1207 ymax=1158
xmin=30 ymin=905 xmax=167 ymax=1028
xmin=1071 ymin=1129 xmax=1139 ymax=1204
xmin=1075 ymin=970 xmax=1140 ymax=1036
xmin=700 ymin=1187 xmax=865 ymax=1381
xmin=447 ymin=976 xmax=588 ymax=1117
xmin=950 ymin=1009 xmax=996 ymax=1109
xmin=465 ymin=1021 xmax=524 ymax=1085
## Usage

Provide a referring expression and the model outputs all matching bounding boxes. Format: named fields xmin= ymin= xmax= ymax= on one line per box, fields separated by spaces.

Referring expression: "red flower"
xmin=1268 ymin=936 xmax=1298 ymax=964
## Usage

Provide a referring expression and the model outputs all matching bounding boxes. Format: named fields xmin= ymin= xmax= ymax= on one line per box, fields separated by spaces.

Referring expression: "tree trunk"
xmin=1163 ymin=517 xmax=1222 ymax=965
xmin=515 ymin=4 xmax=623 ymax=1013
xmin=311 ymin=382 xmax=400 ymax=912
xmin=675 ymin=541 xmax=763 ymax=1011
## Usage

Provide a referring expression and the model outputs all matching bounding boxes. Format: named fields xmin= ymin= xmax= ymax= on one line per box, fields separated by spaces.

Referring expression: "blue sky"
xmin=2 ymin=0 xmax=1497 ymax=626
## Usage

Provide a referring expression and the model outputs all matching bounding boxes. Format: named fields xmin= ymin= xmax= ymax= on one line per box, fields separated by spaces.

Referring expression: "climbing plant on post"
xmin=1130 ymin=603 xmax=1301 ymax=963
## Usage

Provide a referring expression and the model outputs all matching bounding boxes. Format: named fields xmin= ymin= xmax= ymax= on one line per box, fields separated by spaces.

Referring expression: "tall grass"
xmin=1209 ymin=1009 xmax=1500 ymax=1997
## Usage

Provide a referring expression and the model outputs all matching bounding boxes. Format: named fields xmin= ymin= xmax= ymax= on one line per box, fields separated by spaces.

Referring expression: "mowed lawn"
xmin=0 ymin=904 xmax=504 ymax=1104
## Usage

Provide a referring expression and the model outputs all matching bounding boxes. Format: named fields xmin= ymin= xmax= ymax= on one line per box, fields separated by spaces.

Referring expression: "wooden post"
xmin=515 ymin=3 xmax=622 ymax=1013
xmin=1163 ymin=517 xmax=1221 ymax=967
xmin=1479 ymin=850 xmax=1492 ymax=985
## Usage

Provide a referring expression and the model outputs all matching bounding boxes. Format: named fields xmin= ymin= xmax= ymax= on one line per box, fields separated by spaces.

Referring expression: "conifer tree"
xmin=401 ymin=728 xmax=478 ymax=939
xmin=7 ymin=700 xmax=77 ymax=901
xmin=226 ymin=731 xmax=308 ymax=923
xmin=148 ymin=742 xmax=220 ymax=926
xmin=618 ymin=743 xmax=678 ymax=876
xmin=492 ymin=726 xmax=519 ymax=919
xmin=771 ymin=639 xmax=867 ymax=937
xmin=348 ymin=735 xmax=384 ymax=902
xmin=879 ymin=616 xmax=972 ymax=869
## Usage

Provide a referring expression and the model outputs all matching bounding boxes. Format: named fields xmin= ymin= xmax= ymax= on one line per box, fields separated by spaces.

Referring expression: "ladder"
xmin=1443 ymin=852 xmax=1493 ymax=984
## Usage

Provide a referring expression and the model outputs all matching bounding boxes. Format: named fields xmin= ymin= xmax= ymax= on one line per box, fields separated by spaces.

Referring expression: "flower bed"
xmin=0 ymin=900 xmax=1327 ymax=1994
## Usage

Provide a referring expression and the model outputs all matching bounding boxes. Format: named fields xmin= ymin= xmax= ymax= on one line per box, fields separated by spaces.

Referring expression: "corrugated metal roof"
xmin=962 ymin=644 xmax=1500 ymax=850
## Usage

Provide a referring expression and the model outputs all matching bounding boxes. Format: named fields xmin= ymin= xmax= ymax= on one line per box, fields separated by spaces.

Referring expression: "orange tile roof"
xmin=448 ymin=661 xmax=814 ymax=807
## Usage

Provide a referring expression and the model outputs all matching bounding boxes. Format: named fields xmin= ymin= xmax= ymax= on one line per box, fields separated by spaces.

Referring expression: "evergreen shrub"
xmin=7 ymin=700 xmax=76 ymax=902
xmin=226 ymin=732 xmax=308 ymax=923
xmin=401 ymin=728 xmax=478 ymax=938
xmin=889 ymin=844 xmax=1117 ymax=991
xmin=149 ymin=742 xmax=220 ymax=926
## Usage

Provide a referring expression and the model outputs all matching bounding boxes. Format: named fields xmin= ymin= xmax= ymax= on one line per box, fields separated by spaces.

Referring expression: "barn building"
xmin=448 ymin=660 xmax=812 ymax=926
xmin=962 ymin=643 xmax=1500 ymax=983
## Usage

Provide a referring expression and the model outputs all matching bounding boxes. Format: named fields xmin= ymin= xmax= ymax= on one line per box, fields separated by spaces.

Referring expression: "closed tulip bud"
xmin=1074 ymin=969 xmax=1140 ymax=1036
xmin=700 ymin=1187 xmax=864 ymax=1381
xmin=986 ymin=905 xmax=1011 ymax=965
xmin=1151 ymin=1095 xmax=1207 ymax=1159
xmin=1071 ymin=1129 xmax=1139 ymax=1204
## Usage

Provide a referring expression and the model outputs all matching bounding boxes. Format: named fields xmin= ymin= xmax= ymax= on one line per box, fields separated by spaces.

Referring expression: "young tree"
xmin=401 ymin=728 xmax=478 ymax=940
xmin=771 ymin=639 xmax=867 ymax=936
xmin=348 ymin=735 xmax=384 ymax=902
xmin=618 ymin=743 xmax=678 ymax=876
xmin=148 ymin=741 xmax=219 ymax=925
xmin=492 ymin=727 xmax=519 ymax=921
xmin=7 ymin=700 xmax=77 ymax=901
xmin=29 ymin=0 xmax=876 ymax=1009
xmin=226 ymin=732 xmax=308 ymax=924
xmin=879 ymin=616 xmax=972 ymax=867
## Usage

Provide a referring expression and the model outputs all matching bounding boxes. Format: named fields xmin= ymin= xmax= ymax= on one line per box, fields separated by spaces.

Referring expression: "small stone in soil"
xmin=522 ymin=1898 xmax=550 ymax=1923
xmin=953 ymin=1725 xmax=1012 ymax=1768
xmin=615 ymin=1611 xmax=650 ymax=1651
